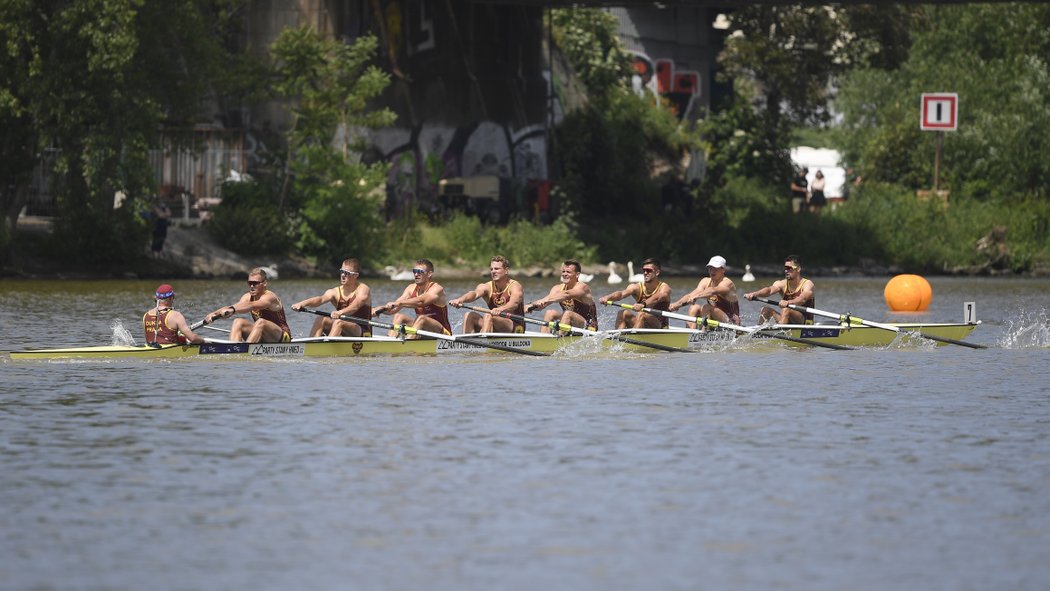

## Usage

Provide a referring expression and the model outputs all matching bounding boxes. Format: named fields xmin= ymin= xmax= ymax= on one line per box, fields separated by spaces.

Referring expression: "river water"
xmin=2 ymin=275 xmax=1049 ymax=591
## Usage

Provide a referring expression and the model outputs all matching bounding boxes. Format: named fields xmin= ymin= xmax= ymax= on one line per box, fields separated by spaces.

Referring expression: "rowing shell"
xmin=8 ymin=329 xmax=690 ymax=360
xmin=8 ymin=336 xmax=437 ymax=360
xmin=433 ymin=328 xmax=691 ymax=354
xmin=679 ymin=321 xmax=980 ymax=349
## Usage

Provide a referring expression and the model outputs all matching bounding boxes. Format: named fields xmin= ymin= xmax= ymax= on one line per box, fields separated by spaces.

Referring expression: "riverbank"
xmin=2 ymin=218 xmax=1041 ymax=281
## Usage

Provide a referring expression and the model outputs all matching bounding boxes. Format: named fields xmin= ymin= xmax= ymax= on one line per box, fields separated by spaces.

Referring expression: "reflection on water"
xmin=2 ymin=277 xmax=1050 ymax=590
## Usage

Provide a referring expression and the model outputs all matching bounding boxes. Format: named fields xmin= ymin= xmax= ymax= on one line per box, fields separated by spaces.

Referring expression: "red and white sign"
xmin=921 ymin=93 xmax=958 ymax=131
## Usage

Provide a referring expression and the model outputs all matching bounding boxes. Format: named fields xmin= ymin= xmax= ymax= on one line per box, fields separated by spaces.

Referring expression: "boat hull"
xmin=9 ymin=337 xmax=437 ymax=360
xmin=435 ymin=329 xmax=691 ymax=354
xmin=683 ymin=322 xmax=981 ymax=348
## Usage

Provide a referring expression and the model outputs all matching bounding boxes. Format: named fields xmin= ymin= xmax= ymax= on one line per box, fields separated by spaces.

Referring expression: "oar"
xmin=189 ymin=318 xmax=210 ymax=331
xmin=296 ymin=308 xmax=548 ymax=357
xmin=750 ymin=296 xmax=986 ymax=349
xmin=461 ymin=304 xmax=691 ymax=353
xmin=608 ymin=302 xmax=854 ymax=351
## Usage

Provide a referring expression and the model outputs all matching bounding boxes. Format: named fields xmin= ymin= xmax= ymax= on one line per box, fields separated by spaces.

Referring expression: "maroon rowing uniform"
xmin=558 ymin=284 xmax=599 ymax=330
xmin=708 ymin=293 xmax=741 ymax=325
xmin=336 ymin=285 xmax=371 ymax=337
xmin=635 ymin=281 xmax=669 ymax=328
xmin=412 ymin=284 xmax=452 ymax=335
xmin=487 ymin=279 xmax=525 ymax=333
xmin=782 ymin=278 xmax=815 ymax=323
xmin=143 ymin=308 xmax=184 ymax=345
xmin=250 ymin=293 xmax=292 ymax=341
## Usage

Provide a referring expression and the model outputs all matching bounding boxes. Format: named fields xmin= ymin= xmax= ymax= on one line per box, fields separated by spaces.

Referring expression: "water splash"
xmin=110 ymin=319 xmax=137 ymax=346
xmin=998 ymin=308 xmax=1050 ymax=349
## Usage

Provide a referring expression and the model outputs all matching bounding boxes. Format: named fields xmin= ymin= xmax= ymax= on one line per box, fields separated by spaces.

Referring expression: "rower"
xmin=448 ymin=255 xmax=526 ymax=334
xmin=205 ymin=268 xmax=291 ymax=343
xmin=373 ymin=258 xmax=452 ymax=338
xmin=670 ymin=255 xmax=741 ymax=329
xmin=598 ymin=257 xmax=672 ymax=329
xmin=524 ymin=258 xmax=599 ymax=334
xmin=743 ymin=255 xmax=815 ymax=324
xmin=143 ymin=284 xmax=204 ymax=346
xmin=291 ymin=258 xmax=372 ymax=337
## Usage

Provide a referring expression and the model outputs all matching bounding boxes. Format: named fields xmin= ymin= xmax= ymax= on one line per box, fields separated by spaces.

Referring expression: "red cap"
xmin=155 ymin=284 xmax=175 ymax=299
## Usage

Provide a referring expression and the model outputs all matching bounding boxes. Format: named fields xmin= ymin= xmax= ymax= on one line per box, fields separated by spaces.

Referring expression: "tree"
xmin=0 ymin=0 xmax=255 ymax=263
xmin=835 ymin=3 xmax=1050 ymax=199
xmin=269 ymin=28 xmax=395 ymax=267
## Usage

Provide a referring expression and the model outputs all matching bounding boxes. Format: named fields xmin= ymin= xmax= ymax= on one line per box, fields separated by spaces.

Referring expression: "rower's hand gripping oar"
xmin=464 ymin=304 xmax=691 ymax=353
xmin=295 ymin=308 xmax=548 ymax=357
xmin=749 ymin=296 xmax=986 ymax=349
xmin=606 ymin=301 xmax=853 ymax=351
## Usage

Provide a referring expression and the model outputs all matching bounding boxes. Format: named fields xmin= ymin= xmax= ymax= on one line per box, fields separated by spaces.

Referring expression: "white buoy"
xmin=607 ymin=261 xmax=623 ymax=284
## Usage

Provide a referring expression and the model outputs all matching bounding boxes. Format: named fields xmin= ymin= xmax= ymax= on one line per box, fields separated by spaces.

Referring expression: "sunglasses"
xmin=642 ymin=268 xmax=656 ymax=274
xmin=247 ymin=280 xmax=264 ymax=287
xmin=411 ymin=268 xmax=427 ymax=275
xmin=339 ymin=270 xmax=359 ymax=277
xmin=784 ymin=266 xmax=799 ymax=271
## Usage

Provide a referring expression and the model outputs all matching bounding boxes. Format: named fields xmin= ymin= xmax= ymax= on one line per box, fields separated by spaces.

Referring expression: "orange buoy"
xmin=884 ymin=274 xmax=933 ymax=311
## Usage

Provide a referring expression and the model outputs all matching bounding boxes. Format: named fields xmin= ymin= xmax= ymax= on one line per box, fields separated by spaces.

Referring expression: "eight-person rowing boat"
xmin=6 ymin=254 xmax=986 ymax=360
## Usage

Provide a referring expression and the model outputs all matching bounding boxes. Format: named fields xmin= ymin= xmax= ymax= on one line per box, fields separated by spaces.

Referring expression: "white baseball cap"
xmin=706 ymin=255 xmax=727 ymax=269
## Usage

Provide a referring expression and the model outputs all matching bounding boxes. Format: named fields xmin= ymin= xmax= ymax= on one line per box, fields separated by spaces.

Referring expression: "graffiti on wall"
xmin=628 ymin=50 xmax=701 ymax=122
xmin=372 ymin=122 xmax=546 ymax=216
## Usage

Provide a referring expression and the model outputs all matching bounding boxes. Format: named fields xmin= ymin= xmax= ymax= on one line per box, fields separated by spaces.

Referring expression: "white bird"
xmin=258 ymin=263 xmax=279 ymax=280
xmin=384 ymin=265 xmax=415 ymax=281
xmin=742 ymin=264 xmax=755 ymax=282
xmin=578 ymin=270 xmax=594 ymax=282
xmin=606 ymin=261 xmax=623 ymax=284
xmin=626 ymin=261 xmax=644 ymax=283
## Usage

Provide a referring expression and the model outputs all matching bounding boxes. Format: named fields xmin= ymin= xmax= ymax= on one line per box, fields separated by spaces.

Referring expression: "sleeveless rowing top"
xmin=782 ymin=278 xmax=815 ymax=323
xmin=707 ymin=282 xmax=741 ymax=325
xmin=412 ymin=283 xmax=452 ymax=334
xmin=558 ymin=284 xmax=599 ymax=330
xmin=486 ymin=279 xmax=525 ymax=333
xmin=336 ymin=284 xmax=371 ymax=337
xmin=143 ymin=308 xmax=182 ymax=344
xmin=250 ymin=293 xmax=291 ymax=341
xmin=634 ymin=281 xmax=669 ymax=328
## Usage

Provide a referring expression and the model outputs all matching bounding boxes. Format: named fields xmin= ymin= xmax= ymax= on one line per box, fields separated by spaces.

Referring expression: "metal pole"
xmin=934 ymin=131 xmax=942 ymax=192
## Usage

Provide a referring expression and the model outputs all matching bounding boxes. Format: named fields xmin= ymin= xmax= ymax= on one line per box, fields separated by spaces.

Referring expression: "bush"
xmin=207 ymin=180 xmax=294 ymax=256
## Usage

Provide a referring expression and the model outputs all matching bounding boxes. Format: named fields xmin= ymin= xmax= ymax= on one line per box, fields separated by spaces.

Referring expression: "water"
xmin=2 ymin=276 xmax=1049 ymax=590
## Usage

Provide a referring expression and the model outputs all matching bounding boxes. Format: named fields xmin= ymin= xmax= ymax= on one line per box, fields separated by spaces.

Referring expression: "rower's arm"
xmin=449 ymin=284 xmax=483 ymax=308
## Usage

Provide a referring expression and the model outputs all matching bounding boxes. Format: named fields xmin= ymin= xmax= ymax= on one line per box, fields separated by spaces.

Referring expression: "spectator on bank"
xmin=151 ymin=200 xmax=171 ymax=256
xmin=809 ymin=170 xmax=827 ymax=214
xmin=790 ymin=167 xmax=809 ymax=213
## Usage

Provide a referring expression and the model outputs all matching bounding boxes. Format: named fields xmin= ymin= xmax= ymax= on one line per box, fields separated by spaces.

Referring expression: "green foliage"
xmin=381 ymin=213 xmax=597 ymax=270
xmin=207 ymin=180 xmax=294 ymax=256
xmin=292 ymin=147 xmax=388 ymax=268
xmin=0 ymin=0 xmax=254 ymax=263
xmin=835 ymin=3 xmax=1050 ymax=199
xmin=556 ymin=91 xmax=693 ymax=221
xmin=266 ymin=28 xmax=394 ymax=267
xmin=49 ymin=193 xmax=150 ymax=266
xmin=550 ymin=8 xmax=632 ymax=98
